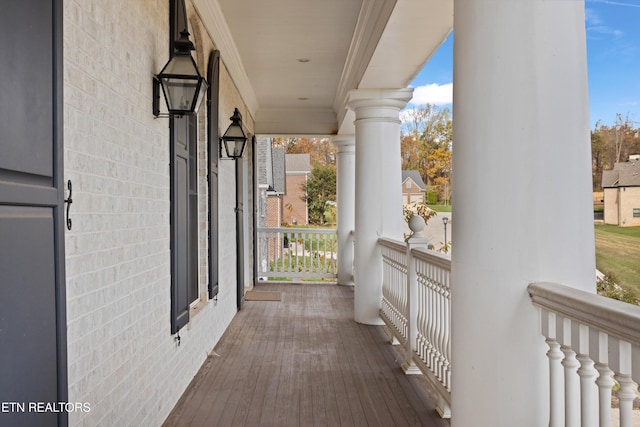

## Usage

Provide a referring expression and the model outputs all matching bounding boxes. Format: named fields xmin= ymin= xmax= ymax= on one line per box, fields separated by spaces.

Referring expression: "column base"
xmin=401 ymin=361 xmax=423 ymax=375
xmin=354 ymin=316 xmax=385 ymax=326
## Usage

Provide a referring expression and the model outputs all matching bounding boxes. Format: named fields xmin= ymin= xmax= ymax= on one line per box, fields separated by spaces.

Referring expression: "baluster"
xmin=315 ymin=232 xmax=320 ymax=273
xmin=427 ymin=272 xmax=436 ymax=369
xmin=576 ymin=353 xmax=598 ymax=427
xmin=443 ymin=272 xmax=451 ymax=389
xmin=268 ymin=231 xmax=272 ymax=272
xmin=542 ymin=311 xmax=563 ymax=427
xmin=594 ymin=363 xmax=614 ymax=427
xmin=575 ymin=323 xmax=598 ymax=427
xmin=547 ymin=338 xmax=564 ymax=427
xmin=591 ymin=329 xmax=613 ymax=427
xmin=430 ymin=273 xmax=438 ymax=370
xmin=311 ymin=232 xmax=316 ymax=273
xmin=433 ymin=270 xmax=443 ymax=380
xmin=435 ymin=269 xmax=445 ymax=382
xmin=414 ymin=266 xmax=422 ymax=356
xmin=613 ymin=340 xmax=634 ymax=427
xmin=275 ymin=231 xmax=280 ymax=272
xmin=274 ymin=231 xmax=278 ymax=272
xmin=559 ymin=316 xmax=580 ymax=427
xmin=326 ymin=233 xmax=330 ymax=274
xmin=417 ymin=265 xmax=427 ymax=361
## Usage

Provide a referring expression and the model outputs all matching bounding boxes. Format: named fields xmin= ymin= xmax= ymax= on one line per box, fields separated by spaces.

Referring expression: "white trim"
xmin=191 ymin=0 xmax=259 ymax=116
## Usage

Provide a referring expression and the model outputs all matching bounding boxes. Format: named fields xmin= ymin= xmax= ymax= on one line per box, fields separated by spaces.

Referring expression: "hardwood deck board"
xmin=234 ymin=299 xmax=283 ymax=427
xmin=271 ymin=290 xmax=299 ymax=426
xmin=187 ymin=301 xmax=269 ymax=426
xmin=164 ymin=299 xmax=264 ymax=426
xmin=164 ymin=283 xmax=449 ymax=427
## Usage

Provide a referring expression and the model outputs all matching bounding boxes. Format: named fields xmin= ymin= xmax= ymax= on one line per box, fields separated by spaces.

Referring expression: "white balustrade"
xmin=257 ymin=227 xmax=337 ymax=280
xmin=530 ymin=282 xmax=640 ymax=427
xmin=378 ymin=216 xmax=452 ymax=418
xmin=379 ymin=237 xmax=408 ymax=344
xmin=412 ymin=246 xmax=452 ymax=418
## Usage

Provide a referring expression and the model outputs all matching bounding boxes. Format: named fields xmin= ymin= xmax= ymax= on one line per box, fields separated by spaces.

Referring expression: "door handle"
xmin=64 ymin=180 xmax=72 ymax=230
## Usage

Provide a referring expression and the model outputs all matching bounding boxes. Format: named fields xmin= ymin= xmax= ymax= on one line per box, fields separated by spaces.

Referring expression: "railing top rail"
xmin=378 ymin=237 xmax=407 ymax=253
xmin=529 ymin=281 xmax=640 ymax=345
xmin=257 ymin=227 xmax=336 ymax=234
xmin=412 ymin=247 xmax=451 ymax=270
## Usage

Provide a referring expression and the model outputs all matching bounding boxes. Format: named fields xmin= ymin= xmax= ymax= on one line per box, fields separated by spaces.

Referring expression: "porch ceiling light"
xmin=153 ymin=30 xmax=208 ymax=117
xmin=220 ymin=108 xmax=247 ymax=159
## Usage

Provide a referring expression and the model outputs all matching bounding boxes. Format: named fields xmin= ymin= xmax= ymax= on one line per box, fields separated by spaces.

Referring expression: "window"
xmin=406 ymin=180 xmax=412 ymax=189
xmin=634 ymin=208 xmax=640 ymax=218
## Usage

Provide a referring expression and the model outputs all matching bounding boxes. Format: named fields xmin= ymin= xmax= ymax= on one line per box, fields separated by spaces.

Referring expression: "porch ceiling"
xmin=192 ymin=0 xmax=453 ymax=136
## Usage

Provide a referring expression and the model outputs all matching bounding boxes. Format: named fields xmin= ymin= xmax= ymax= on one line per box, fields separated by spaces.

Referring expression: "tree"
xmin=302 ymin=164 xmax=336 ymax=225
xmin=425 ymin=146 xmax=452 ymax=204
xmin=401 ymin=104 xmax=452 ymax=202
xmin=591 ymin=114 xmax=640 ymax=191
xmin=591 ymin=123 xmax=606 ymax=191
xmin=273 ymin=137 xmax=336 ymax=166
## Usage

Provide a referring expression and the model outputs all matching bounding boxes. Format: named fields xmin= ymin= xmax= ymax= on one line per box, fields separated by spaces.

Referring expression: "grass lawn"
xmin=428 ymin=204 xmax=452 ymax=213
xmin=595 ymin=224 xmax=640 ymax=292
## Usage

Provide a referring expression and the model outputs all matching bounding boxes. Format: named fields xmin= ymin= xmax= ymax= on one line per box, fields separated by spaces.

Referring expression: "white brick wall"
xmin=63 ymin=1 xmax=251 ymax=425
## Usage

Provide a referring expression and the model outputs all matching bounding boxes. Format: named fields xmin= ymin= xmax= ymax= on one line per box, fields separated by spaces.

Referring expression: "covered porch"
xmin=163 ymin=283 xmax=449 ymax=427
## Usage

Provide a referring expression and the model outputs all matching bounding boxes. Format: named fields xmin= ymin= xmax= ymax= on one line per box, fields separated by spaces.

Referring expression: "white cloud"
xmin=409 ymin=83 xmax=453 ymax=106
xmin=585 ymin=4 xmax=625 ymax=39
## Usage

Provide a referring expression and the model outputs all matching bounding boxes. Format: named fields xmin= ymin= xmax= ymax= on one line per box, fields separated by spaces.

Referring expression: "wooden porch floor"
xmin=163 ymin=283 xmax=449 ymax=427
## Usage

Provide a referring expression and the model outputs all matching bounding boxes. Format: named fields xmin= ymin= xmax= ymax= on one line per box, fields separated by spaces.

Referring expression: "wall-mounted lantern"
xmin=219 ymin=108 xmax=247 ymax=159
xmin=153 ymin=30 xmax=208 ymax=117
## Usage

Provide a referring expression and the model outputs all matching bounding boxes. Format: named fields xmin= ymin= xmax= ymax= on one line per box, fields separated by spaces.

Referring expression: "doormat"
xmin=245 ymin=291 xmax=281 ymax=301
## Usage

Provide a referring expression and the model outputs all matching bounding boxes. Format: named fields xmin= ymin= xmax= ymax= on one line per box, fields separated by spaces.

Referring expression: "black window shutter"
xmin=169 ymin=0 xmax=191 ymax=333
xmin=170 ymin=117 xmax=191 ymax=333
xmin=207 ymin=50 xmax=220 ymax=299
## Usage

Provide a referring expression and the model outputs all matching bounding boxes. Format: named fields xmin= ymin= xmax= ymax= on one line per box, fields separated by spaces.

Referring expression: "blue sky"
xmin=408 ymin=0 xmax=640 ymax=129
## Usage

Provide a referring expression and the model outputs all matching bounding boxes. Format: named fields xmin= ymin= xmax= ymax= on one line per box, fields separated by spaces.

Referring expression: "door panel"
xmin=0 ymin=1 xmax=66 ymax=426
xmin=0 ymin=208 xmax=59 ymax=427
xmin=1 ymin=2 xmax=54 ymax=178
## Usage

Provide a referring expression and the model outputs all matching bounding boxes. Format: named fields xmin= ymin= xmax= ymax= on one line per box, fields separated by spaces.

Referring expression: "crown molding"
xmin=333 ymin=0 xmax=398 ymax=128
xmin=192 ymin=0 xmax=259 ymax=117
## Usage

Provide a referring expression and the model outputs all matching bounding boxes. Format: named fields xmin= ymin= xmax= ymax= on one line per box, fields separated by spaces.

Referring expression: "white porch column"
xmin=451 ymin=1 xmax=594 ymax=425
xmin=333 ymin=135 xmax=355 ymax=287
xmin=348 ymin=89 xmax=413 ymax=325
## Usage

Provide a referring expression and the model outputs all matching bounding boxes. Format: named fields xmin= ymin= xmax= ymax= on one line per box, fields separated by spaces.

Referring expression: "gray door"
xmin=0 ymin=1 xmax=68 ymax=426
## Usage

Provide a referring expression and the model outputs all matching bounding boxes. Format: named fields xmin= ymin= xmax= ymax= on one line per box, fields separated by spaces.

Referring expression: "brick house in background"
xmin=283 ymin=154 xmax=311 ymax=225
xmin=257 ymin=137 xmax=285 ymax=229
xmin=402 ymin=170 xmax=426 ymax=204
xmin=602 ymin=157 xmax=640 ymax=227
xmin=266 ymin=148 xmax=286 ymax=227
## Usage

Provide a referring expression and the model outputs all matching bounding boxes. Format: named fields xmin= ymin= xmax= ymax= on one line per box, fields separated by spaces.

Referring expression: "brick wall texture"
xmin=63 ymin=1 xmax=251 ymax=424
xmin=282 ymin=173 xmax=308 ymax=225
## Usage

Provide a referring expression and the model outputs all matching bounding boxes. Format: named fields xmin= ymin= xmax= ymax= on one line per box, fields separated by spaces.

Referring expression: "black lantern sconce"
xmin=153 ymin=30 xmax=208 ymax=117
xmin=219 ymin=108 xmax=247 ymax=159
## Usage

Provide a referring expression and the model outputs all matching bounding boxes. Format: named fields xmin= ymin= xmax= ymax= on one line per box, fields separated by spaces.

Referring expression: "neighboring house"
xmin=266 ymin=147 xmax=287 ymax=228
xmin=282 ymin=153 xmax=311 ymax=225
xmin=602 ymin=158 xmax=640 ymax=227
xmin=402 ymin=170 xmax=426 ymax=204
xmin=256 ymin=139 xmax=286 ymax=272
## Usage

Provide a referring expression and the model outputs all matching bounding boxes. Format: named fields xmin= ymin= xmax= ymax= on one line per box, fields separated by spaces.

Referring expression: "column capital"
xmin=332 ymin=135 xmax=355 ymax=154
xmin=347 ymin=88 xmax=414 ymax=114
